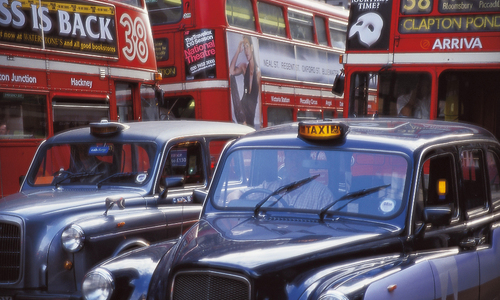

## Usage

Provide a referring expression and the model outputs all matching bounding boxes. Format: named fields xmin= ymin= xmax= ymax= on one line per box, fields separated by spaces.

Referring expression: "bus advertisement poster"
xmin=0 ymin=0 xmax=118 ymax=57
xmin=184 ymin=29 xmax=216 ymax=80
xmin=257 ymin=38 xmax=341 ymax=85
xmin=347 ymin=0 xmax=392 ymax=50
xmin=227 ymin=32 xmax=262 ymax=130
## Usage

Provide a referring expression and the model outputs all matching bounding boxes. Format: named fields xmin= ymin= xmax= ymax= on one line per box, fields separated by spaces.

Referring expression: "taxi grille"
xmin=0 ymin=221 xmax=21 ymax=282
xmin=172 ymin=271 xmax=250 ymax=300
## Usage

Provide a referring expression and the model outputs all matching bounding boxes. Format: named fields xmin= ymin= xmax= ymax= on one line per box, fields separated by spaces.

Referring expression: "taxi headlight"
xmin=318 ymin=290 xmax=349 ymax=300
xmin=61 ymin=224 xmax=85 ymax=252
xmin=82 ymin=268 xmax=115 ymax=300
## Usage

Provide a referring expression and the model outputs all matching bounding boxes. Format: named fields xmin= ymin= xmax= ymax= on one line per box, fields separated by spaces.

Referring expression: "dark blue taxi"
xmin=82 ymin=119 xmax=500 ymax=300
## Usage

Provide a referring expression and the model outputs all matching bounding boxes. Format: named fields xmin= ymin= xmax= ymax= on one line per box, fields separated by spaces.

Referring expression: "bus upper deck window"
xmin=227 ymin=0 xmax=256 ymax=31
xmin=288 ymin=9 xmax=314 ymax=43
xmin=147 ymin=0 xmax=183 ymax=25
xmin=329 ymin=19 xmax=347 ymax=49
xmin=257 ymin=2 xmax=286 ymax=37
xmin=113 ymin=0 xmax=142 ymax=8
xmin=315 ymin=16 xmax=328 ymax=46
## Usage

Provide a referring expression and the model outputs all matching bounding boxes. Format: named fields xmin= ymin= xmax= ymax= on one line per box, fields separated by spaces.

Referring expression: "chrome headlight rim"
xmin=318 ymin=290 xmax=350 ymax=300
xmin=61 ymin=224 xmax=85 ymax=252
xmin=82 ymin=267 xmax=115 ymax=300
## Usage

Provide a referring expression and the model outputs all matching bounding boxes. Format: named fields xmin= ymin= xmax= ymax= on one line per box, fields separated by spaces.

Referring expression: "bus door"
xmin=0 ymin=91 xmax=47 ymax=197
xmin=437 ymin=70 xmax=500 ymax=139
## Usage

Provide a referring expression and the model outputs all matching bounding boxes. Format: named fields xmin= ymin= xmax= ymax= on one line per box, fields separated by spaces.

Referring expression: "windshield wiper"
xmin=53 ymin=170 xmax=105 ymax=187
xmin=96 ymin=172 xmax=138 ymax=188
xmin=253 ymin=174 xmax=320 ymax=217
xmin=319 ymin=184 xmax=391 ymax=221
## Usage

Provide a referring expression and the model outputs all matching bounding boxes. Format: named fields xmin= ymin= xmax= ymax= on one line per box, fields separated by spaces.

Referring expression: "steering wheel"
xmin=239 ymin=188 xmax=290 ymax=208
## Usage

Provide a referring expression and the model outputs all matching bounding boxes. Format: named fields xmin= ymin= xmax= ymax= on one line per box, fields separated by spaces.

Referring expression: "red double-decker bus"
xmin=337 ymin=0 xmax=500 ymax=137
xmin=147 ymin=0 xmax=348 ymax=129
xmin=0 ymin=0 xmax=161 ymax=197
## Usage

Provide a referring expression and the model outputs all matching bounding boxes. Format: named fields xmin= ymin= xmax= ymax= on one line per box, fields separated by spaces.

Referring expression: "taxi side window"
xmin=487 ymin=150 xmax=500 ymax=209
xmin=415 ymin=154 xmax=457 ymax=225
xmin=460 ymin=149 xmax=488 ymax=212
xmin=162 ymin=142 xmax=205 ymax=187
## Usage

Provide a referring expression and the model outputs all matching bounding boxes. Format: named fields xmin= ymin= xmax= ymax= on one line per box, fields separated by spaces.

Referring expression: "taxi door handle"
xmin=460 ymin=236 xmax=486 ymax=249
xmin=460 ymin=237 xmax=477 ymax=249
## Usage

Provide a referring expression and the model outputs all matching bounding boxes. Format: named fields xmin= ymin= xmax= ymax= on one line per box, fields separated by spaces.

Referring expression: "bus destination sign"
xmin=0 ymin=0 xmax=118 ymax=57
xmin=439 ymin=0 xmax=500 ymax=13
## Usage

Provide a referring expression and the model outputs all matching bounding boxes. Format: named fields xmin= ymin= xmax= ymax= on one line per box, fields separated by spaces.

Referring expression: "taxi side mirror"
xmin=423 ymin=204 xmax=453 ymax=227
xmin=159 ymin=176 xmax=185 ymax=199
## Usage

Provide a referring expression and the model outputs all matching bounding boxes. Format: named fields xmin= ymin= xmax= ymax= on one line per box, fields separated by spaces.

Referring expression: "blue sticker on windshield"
xmin=89 ymin=146 xmax=110 ymax=155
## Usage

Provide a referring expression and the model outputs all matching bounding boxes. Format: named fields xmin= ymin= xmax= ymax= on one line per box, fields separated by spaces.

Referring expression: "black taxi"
xmin=82 ymin=119 xmax=500 ymax=300
xmin=0 ymin=120 xmax=254 ymax=300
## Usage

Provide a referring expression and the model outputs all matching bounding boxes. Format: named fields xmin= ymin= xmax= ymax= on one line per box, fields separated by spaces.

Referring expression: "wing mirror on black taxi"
xmin=159 ymin=176 xmax=185 ymax=200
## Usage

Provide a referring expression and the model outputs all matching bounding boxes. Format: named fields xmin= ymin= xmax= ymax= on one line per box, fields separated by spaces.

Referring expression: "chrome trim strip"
xmin=345 ymin=52 xmax=499 ymax=65
xmin=89 ymin=224 xmax=167 ymax=241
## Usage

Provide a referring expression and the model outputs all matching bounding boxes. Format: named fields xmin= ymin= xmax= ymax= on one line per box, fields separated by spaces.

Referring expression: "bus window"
xmin=141 ymin=84 xmax=160 ymax=121
xmin=146 ymin=0 xmax=183 ymax=25
xmin=52 ymin=98 xmax=109 ymax=134
xmin=329 ymin=19 xmax=347 ymax=49
xmin=324 ymin=109 xmax=337 ymax=119
xmin=116 ymin=82 xmax=134 ymax=122
xmin=257 ymin=2 xmax=286 ymax=37
xmin=267 ymin=107 xmax=292 ymax=126
xmin=297 ymin=110 xmax=321 ymax=122
xmin=226 ymin=0 xmax=256 ymax=31
xmin=0 ymin=93 xmax=47 ymax=139
xmin=289 ymin=9 xmax=314 ymax=43
xmin=117 ymin=0 xmax=142 ymax=8
xmin=315 ymin=16 xmax=328 ymax=46
xmin=161 ymin=96 xmax=196 ymax=120
xmin=349 ymin=72 xmax=431 ymax=119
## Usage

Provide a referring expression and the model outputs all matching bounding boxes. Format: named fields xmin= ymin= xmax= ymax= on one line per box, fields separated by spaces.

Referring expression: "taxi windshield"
xmin=29 ymin=142 xmax=156 ymax=187
xmin=212 ymin=149 xmax=409 ymax=220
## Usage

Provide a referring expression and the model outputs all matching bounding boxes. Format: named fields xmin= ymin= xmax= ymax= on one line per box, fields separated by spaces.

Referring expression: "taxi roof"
xmin=234 ymin=118 xmax=497 ymax=154
xmin=47 ymin=120 xmax=255 ymax=144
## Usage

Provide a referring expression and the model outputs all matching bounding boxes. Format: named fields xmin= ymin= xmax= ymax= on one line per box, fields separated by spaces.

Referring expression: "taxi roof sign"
xmin=90 ymin=120 xmax=127 ymax=137
xmin=298 ymin=121 xmax=347 ymax=140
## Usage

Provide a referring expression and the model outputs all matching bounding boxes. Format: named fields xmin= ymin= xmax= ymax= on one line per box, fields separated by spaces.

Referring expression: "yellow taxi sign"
xmin=298 ymin=122 xmax=347 ymax=140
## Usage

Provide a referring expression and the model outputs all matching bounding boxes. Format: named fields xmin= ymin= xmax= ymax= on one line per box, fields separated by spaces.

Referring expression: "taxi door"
xmin=156 ymin=136 xmax=238 ymax=237
xmin=474 ymin=148 xmax=500 ymax=298
xmin=413 ymin=148 xmax=480 ymax=299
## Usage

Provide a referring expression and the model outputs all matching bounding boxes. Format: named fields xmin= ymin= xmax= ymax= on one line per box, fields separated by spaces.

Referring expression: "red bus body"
xmin=341 ymin=0 xmax=500 ymax=137
xmin=148 ymin=0 xmax=348 ymax=129
xmin=0 ymin=0 xmax=159 ymax=197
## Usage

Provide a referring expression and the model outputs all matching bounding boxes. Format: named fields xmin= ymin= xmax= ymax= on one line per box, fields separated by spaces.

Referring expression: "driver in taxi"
xmin=228 ymin=150 xmax=333 ymax=210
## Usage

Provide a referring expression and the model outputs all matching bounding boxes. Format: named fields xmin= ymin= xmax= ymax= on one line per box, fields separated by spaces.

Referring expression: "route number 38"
xmin=401 ymin=0 xmax=432 ymax=14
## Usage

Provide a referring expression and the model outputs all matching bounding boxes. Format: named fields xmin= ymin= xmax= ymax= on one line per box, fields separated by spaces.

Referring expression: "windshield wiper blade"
xmin=96 ymin=172 xmax=138 ymax=188
xmin=319 ymin=184 xmax=391 ymax=221
xmin=53 ymin=170 xmax=105 ymax=187
xmin=253 ymin=174 xmax=320 ymax=217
